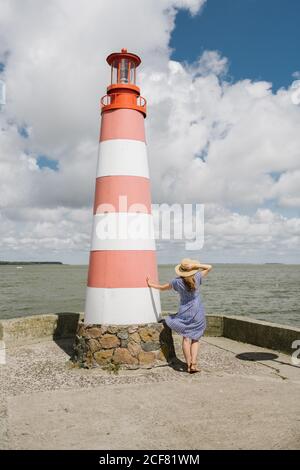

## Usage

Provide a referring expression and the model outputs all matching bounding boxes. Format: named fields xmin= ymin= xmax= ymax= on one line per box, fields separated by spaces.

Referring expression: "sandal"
xmin=189 ymin=363 xmax=200 ymax=374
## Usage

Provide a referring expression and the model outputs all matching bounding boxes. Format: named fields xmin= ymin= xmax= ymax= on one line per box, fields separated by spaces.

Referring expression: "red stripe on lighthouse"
xmin=87 ymin=250 xmax=159 ymax=288
xmin=93 ymin=176 xmax=152 ymax=214
xmin=100 ymin=109 xmax=145 ymax=142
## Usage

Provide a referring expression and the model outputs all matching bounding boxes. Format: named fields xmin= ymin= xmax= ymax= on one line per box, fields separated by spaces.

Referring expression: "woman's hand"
xmin=146 ymin=277 xmax=172 ymax=291
xmin=147 ymin=277 xmax=156 ymax=288
xmin=198 ymin=263 xmax=213 ymax=277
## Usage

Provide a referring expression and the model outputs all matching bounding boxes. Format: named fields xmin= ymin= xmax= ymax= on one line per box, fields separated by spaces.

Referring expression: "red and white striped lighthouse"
xmin=84 ymin=49 xmax=161 ymax=325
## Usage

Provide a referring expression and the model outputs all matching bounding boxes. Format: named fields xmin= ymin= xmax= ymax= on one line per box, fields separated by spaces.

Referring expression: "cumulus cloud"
xmin=0 ymin=0 xmax=299 ymax=263
xmin=195 ymin=50 xmax=228 ymax=76
xmin=146 ymin=61 xmax=300 ymax=209
xmin=155 ymin=204 xmax=300 ymax=264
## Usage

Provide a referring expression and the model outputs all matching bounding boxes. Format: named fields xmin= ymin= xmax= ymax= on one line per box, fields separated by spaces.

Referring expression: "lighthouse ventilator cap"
xmin=175 ymin=258 xmax=201 ymax=278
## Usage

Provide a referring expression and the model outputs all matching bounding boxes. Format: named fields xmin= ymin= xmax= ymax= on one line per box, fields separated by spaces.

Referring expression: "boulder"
xmin=138 ymin=350 xmax=156 ymax=365
xmin=94 ymin=349 xmax=113 ymax=365
xmin=113 ymin=348 xmax=138 ymax=365
xmin=99 ymin=334 xmax=120 ymax=349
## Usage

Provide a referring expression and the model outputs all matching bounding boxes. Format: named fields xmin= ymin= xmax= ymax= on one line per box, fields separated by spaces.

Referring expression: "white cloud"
xmin=195 ymin=50 xmax=228 ymax=76
xmin=0 ymin=0 xmax=299 ymax=263
xmin=146 ymin=67 xmax=300 ymax=209
xmin=273 ymin=170 xmax=300 ymax=207
xmin=156 ymin=204 xmax=300 ymax=264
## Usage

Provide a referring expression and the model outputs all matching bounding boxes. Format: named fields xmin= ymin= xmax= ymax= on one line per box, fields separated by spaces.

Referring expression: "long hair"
xmin=182 ymin=274 xmax=196 ymax=291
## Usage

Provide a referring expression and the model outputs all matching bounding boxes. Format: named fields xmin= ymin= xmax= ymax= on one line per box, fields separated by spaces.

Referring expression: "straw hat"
xmin=175 ymin=258 xmax=200 ymax=277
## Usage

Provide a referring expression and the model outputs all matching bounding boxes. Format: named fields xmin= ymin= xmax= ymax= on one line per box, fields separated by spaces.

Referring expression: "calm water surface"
xmin=0 ymin=264 xmax=299 ymax=327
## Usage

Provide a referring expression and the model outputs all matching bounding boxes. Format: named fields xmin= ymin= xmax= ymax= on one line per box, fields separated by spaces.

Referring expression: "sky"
xmin=170 ymin=0 xmax=300 ymax=91
xmin=0 ymin=0 xmax=299 ymax=264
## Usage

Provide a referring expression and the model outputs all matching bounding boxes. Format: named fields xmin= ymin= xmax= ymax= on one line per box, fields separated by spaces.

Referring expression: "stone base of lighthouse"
xmin=72 ymin=321 xmax=176 ymax=370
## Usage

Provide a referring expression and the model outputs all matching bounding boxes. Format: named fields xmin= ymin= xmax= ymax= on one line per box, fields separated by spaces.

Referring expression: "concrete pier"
xmin=0 ymin=313 xmax=299 ymax=449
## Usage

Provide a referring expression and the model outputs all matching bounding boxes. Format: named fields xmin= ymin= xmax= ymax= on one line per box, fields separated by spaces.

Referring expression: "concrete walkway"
xmin=0 ymin=334 xmax=299 ymax=449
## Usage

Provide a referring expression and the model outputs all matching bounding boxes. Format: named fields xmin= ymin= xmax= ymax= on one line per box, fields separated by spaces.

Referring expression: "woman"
xmin=147 ymin=258 xmax=212 ymax=374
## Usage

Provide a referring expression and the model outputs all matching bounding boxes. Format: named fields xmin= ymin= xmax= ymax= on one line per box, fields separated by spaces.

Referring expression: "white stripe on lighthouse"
xmin=90 ymin=213 xmax=156 ymax=251
xmin=96 ymin=139 xmax=149 ymax=178
xmin=85 ymin=286 xmax=161 ymax=324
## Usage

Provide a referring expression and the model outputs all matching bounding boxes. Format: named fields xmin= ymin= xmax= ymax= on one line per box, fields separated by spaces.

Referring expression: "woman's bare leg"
xmin=190 ymin=340 xmax=200 ymax=372
xmin=182 ymin=337 xmax=191 ymax=371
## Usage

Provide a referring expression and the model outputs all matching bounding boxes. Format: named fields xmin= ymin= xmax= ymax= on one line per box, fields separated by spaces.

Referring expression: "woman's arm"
xmin=190 ymin=262 xmax=213 ymax=278
xmin=198 ymin=263 xmax=212 ymax=278
xmin=197 ymin=263 xmax=212 ymax=270
xmin=146 ymin=277 xmax=172 ymax=291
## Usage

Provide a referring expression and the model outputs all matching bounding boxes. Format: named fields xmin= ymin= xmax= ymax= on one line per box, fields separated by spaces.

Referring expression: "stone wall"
xmin=72 ymin=321 xmax=176 ymax=369
xmin=223 ymin=315 xmax=300 ymax=354
xmin=205 ymin=315 xmax=223 ymax=337
xmin=0 ymin=313 xmax=223 ymax=346
xmin=0 ymin=313 xmax=83 ymax=346
xmin=1 ymin=313 xmax=299 ymax=356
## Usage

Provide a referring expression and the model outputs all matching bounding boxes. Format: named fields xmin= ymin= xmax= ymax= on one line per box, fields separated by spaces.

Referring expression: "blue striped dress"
xmin=165 ymin=271 xmax=206 ymax=340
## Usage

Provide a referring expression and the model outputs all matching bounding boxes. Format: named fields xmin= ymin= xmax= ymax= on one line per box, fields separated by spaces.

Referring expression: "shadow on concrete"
xmin=53 ymin=312 xmax=80 ymax=357
xmin=169 ymin=357 xmax=189 ymax=372
xmin=158 ymin=320 xmax=187 ymax=372
xmin=54 ymin=338 xmax=74 ymax=357
xmin=236 ymin=352 xmax=278 ymax=361
xmin=236 ymin=351 xmax=300 ymax=369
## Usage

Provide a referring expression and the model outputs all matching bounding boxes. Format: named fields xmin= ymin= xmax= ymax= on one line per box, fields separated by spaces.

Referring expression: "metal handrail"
xmin=101 ymin=93 xmax=147 ymax=108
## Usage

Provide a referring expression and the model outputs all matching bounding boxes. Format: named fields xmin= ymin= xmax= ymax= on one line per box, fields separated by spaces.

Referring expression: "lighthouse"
xmin=84 ymin=49 xmax=161 ymax=325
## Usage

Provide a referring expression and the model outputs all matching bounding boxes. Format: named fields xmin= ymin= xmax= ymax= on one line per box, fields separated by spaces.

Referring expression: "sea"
xmin=0 ymin=264 xmax=299 ymax=327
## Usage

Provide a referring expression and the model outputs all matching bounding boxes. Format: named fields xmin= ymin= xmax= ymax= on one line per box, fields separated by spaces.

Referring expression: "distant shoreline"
xmin=263 ymin=262 xmax=284 ymax=265
xmin=1 ymin=262 xmax=296 ymax=266
xmin=0 ymin=261 xmax=63 ymax=265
